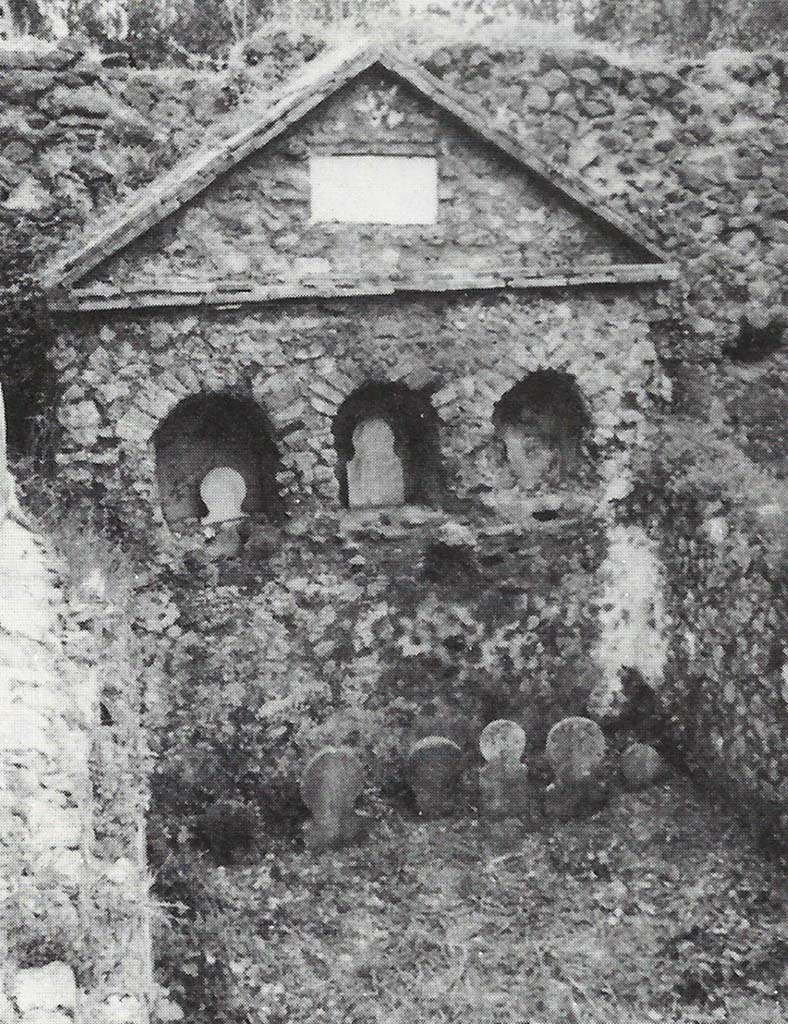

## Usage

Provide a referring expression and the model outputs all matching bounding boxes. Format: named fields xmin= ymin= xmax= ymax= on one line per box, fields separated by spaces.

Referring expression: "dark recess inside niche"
xmin=727 ymin=316 xmax=786 ymax=362
xmin=493 ymin=369 xmax=591 ymax=489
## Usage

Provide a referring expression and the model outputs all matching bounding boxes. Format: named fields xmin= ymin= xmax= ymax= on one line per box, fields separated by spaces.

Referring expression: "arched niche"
xmin=333 ymin=382 xmax=442 ymax=509
xmin=153 ymin=393 xmax=281 ymax=528
xmin=492 ymin=370 xmax=589 ymax=491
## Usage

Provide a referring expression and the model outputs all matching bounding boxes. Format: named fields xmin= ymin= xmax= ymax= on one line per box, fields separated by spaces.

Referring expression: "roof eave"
xmin=47 ymin=261 xmax=678 ymax=313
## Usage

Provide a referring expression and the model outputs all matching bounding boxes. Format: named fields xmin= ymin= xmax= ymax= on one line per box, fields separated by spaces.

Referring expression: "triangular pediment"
xmin=44 ymin=43 xmax=675 ymax=312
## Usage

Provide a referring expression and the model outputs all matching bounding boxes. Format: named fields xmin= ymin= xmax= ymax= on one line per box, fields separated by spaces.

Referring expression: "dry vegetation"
xmin=155 ymin=778 xmax=788 ymax=1024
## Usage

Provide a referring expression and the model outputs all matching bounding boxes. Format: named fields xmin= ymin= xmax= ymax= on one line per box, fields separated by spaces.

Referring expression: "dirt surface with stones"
xmin=155 ymin=777 xmax=788 ymax=1024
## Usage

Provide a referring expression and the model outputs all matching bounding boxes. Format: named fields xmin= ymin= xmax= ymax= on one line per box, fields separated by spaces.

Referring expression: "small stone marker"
xmin=407 ymin=736 xmax=463 ymax=817
xmin=478 ymin=719 xmax=530 ymax=819
xmin=200 ymin=466 xmax=247 ymax=524
xmin=621 ymin=742 xmax=666 ymax=789
xmin=545 ymin=716 xmax=606 ymax=783
xmin=347 ymin=418 xmax=405 ymax=509
xmin=544 ymin=716 xmax=607 ymax=821
xmin=300 ymin=746 xmax=364 ymax=851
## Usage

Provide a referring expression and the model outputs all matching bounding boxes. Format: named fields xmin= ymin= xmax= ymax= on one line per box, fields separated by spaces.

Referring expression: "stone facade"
xmin=76 ymin=66 xmax=644 ymax=295
xmin=4 ymin=31 xmax=788 ymax=1015
xmin=44 ymin=51 xmax=673 ymax=814
xmin=44 ymin=50 xmax=670 ymax=527
xmin=53 ymin=289 xmax=667 ymax=528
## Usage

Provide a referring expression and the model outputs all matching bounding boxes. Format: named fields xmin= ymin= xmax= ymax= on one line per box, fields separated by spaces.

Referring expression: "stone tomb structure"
xmin=36 ymin=41 xmax=678 ymax=1018
xmin=45 ymin=43 xmax=674 ymax=535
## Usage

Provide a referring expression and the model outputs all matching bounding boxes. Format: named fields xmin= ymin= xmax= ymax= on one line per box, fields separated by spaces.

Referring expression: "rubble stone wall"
xmin=0 ymin=385 xmax=156 ymax=1023
xmin=77 ymin=65 xmax=643 ymax=295
xmin=52 ymin=288 xmax=667 ymax=523
xmin=0 ymin=37 xmax=787 ymax=1002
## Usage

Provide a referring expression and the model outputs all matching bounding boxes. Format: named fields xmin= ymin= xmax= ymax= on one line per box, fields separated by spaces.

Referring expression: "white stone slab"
xmin=347 ymin=418 xmax=404 ymax=509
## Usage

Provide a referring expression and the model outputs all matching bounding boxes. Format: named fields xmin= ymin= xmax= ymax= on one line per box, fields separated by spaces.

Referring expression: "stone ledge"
xmin=51 ymin=262 xmax=677 ymax=312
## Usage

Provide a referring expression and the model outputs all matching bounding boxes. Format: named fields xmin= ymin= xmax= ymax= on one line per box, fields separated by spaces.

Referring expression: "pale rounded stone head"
xmin=546 ymin=716 xmax=606 ymax=781
xmin=480 ymin=719 xmax=526 ymax=763
xmin=200 ymin=466 xmax=247 ymax=524
xmin=621 ymin=742 xmax=666 ymax=788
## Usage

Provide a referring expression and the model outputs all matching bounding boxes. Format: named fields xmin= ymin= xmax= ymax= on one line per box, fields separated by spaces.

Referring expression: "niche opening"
xmin=333 ymin=382 xmax=442 ymax=509
xmin=493 ymin=370 xmax=589 ymax=491
xmin=153 ymin=394 xmax=281 ymax=528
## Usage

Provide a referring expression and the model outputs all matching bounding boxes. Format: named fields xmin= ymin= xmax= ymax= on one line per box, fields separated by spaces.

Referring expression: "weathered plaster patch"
xmin=589 ymin=523 xmax=669 ymax=719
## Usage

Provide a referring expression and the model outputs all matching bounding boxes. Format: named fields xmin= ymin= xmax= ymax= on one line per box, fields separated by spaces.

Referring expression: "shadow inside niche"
xmin=726 ymin=317 xmax=785 ymax=362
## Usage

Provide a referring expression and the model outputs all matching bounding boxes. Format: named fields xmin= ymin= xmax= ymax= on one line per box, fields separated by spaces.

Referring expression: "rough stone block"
xmin=50 ymin=848 xmax=84 ymax=882
xmin=308 ymin=377 xmax=345 ymax=407
xmin=524 ymin=84 xmax=551 ymax=111
xmin=541 ymin=68 xmax=570 ymax=93
xmin=57 ymin=399 xmax=102 ymax=444
xmin=169 ymin=363 xmax=201 ymax=393
xmin=309 ymin=395 xmax=337 ymax=418
xmin=4 ymin=175 xmax=52 ymax=212
xmin=431 ymin=383 xmax=459 ymax=408
xmin=116 ymin=407 xmax=157 ymax=443
xmin=15 ymin=963 xmax=76 ymax=1014
xmin=101 ymin=994 xmax=146 ymax=1024
xmin=133 ymin=383 xmax=182 ymax=422
xmin=274 ymin=399 xmax=307 ymax=426
xmin=19 ymin=1011 xmax=73 ymax=1024
xmin=155 ymin=998 xmax=185 ymax=1022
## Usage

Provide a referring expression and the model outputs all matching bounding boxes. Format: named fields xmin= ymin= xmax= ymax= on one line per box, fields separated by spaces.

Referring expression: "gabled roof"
xmin=43 ymin=40 xmax=675 ymax=308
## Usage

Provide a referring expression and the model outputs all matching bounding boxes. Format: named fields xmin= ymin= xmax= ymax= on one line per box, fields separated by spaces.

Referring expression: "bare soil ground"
xmin=158 ymin=777 xmax=788 ymax=1024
